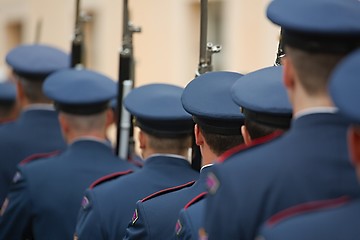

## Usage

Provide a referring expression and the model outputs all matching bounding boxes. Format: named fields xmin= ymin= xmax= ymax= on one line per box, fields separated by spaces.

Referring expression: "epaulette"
xmin=184 ymin=192 xmax=207 ymax=209
xmin=89 ymin=170 xmax=133 ymax=189
xmin=141 ymin=181 xmax=196 ymax=203
xmin=265 ymin=195 xmax=350 ymax=228
xmin=218 ymin=130 xmax=284 ymax=163
xmin=19 ymin=150 xmax=61 ymax=166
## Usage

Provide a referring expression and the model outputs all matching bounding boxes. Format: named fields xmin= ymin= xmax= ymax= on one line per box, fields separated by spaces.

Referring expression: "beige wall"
xmin=0 ymin=0 xmax=280 ymax=86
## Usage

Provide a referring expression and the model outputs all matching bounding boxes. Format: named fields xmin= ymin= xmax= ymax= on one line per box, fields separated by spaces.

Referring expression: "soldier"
xmin=0 ymin=81 xmax=19 ymax=124
xmin=0 ymin=44 xmax=69 ymax=204
xmin=204 ymin=0 xmax=360 ymax=239
xmin=0 ymin=68 xmax=138 ymax=240
xmin=74 ymin=83 xmax=199 ymax=240
xmin=175 ymin=65 xmax=292 ymax=240
xmin=123 ymin=71 xmax=245 ymax=240
xmin=257 ymin=48 xmax=360 ymax=240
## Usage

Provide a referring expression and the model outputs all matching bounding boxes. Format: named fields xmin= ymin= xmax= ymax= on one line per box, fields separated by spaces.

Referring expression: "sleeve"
xmin=0 ymin=169 xmax=33 ymax=240
xmin=204 ymin=166 xmax=243 ymax=240
xmin=173 ymin=208 xmax=194 ymax=240
xmin=74 ymin=189 xmax=105 ymax=240
xmin=123 ymin=201 xmax=149 ymax=240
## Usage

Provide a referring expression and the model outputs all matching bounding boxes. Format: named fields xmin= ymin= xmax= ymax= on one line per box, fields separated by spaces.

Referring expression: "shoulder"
xmin=258 ymin=196 xmax=355 ymax=240
xmin=140 ymin=181 xmax=195 ymax=203
xmin=89 ymin=170 xmax=134 ymax=189
xmin=218 ymin=131 xmax=284 ymax=163
xmin=264 ymin=196 xmax=350 ymax=229
xmin=19 ymin=150 xmax=61 ymax=166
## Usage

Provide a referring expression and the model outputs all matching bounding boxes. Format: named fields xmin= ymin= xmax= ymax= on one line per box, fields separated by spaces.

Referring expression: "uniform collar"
xmin=23 ymin=104 xmax=55 ymax=111
xmin=144 ymin=154 xmax=192 ymax=168
xmin=294 ymin=107 xmax=338 ymax=120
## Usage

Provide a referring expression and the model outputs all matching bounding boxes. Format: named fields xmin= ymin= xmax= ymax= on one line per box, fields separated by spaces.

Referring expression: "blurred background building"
xmin=0 ymin=0 xmax=280 ymax=153
xmin=0 ymin=0 xmax=280 ymax=86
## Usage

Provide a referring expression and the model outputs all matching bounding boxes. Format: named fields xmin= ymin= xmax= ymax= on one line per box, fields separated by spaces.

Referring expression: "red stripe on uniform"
xmin=19 ymin=150 xmax=61 ymax=165
xmin=184 ymin=192 xmax=207 ymax=209
xmin=218 ymin=130 xmax=284 ymax=163
xmin=266 ymin=195 xmax=350 ymax=227
xmin=90 ymin=170 xmax=133 ymax=189
xmin=141 ymin=181 xmax=196 ymax=202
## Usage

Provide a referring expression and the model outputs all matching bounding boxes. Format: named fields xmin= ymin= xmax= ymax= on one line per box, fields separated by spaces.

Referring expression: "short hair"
xmin=285 ymin=46 xmax=347 ymax=96
xmin=60 ymin=111 xmax=108 ymax=134
xmin=244 ymin=118 xmax=287 ymax=140
xmin=146 ymin=133 xmax=192 ymax=154
xmin=198 ymin=126 xmax=244 ymax=156
xmin=15 ymin=73 xmax=51 ymax=103
xmin=0 ymin=102 xmax=16 ymax=119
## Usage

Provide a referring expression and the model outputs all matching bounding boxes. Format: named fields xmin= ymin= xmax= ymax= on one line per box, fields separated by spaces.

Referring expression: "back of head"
xmin=267 ymin=0 xmax=360 ymax=96
xmin=6 ymin=44 xmax=69 ymax=104
xmin=0 ymin=81 xmax=18 ymax=121
xmin=124 ymin=83 xmax=194 ymax=155
xmin=231 ymin=66 xmax=293 ymax=139
xmin=182 ymin=71 xmax=245 ymax=156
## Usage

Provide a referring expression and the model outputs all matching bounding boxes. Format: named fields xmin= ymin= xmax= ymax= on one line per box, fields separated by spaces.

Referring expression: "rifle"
xmin=274 ymin=28 xmax=285 ymax=66
xmin=115 ymin=0 xmax=141 ymax=159
xmin=71 ymin=0 xmax=87 ymax=68
xmin=34 ymin=19 xmax=42 ymax=44
xmin=192 ymin=0 xmax=221 ymax=171
xmin=196 ymin=0 xmax=221 ymax=76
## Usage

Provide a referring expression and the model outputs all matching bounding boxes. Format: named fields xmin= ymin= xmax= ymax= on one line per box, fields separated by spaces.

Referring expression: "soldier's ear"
xmin=194 ymin=124 xmax=204 ymax=146
xmin=138 ymin=130 xmax=146 ymax=149
xmin=349 ymin=126 xmax=360 ymax=167
xmin=241 ymin=125 xmax=252 ymax=146
xmin=16 ymin=80 xmax=26 ymax=105
xmin=105 ymin=109 xmax=114 ymax=127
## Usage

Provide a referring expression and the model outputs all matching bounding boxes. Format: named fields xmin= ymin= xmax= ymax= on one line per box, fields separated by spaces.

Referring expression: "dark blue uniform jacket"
xmin=74 ymin=155 xmax=199 ymax=240
xmin=123 ymin=166 xmax=211 ymax=240
xmin=0 ymin=139 xmax=137 ymax=240
xmin=0 ymin=108 xmax=66 ymax=203
xmin=258 ymin=196 xmax=360 ymax=240
xmin=205 ymin=112 xmax=360 ymax=240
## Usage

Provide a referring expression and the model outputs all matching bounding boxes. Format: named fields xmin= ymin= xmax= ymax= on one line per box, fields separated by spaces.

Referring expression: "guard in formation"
xmin=257 ymin=48 xmax=360 ymax=240
xmin=0 ymin=69 xmax=138 ymax=240
xmin=0 ymin=44 xmax=68 ymax=204
xmin=123 ymin=71 xmax=245 ymax=240
xmin=204 ymin=0 xmax=360 ymax=239
xmin=74 ymin=83 xmax=199 ymax=240
xmin=175 ymin=65 xmax=293 ymax=240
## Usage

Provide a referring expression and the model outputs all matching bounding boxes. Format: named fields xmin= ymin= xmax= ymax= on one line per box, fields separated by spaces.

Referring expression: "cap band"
xmin=283 ymin=30 xmax=360 ymax=53
xmin=135 ymin=117 xmax=194 ymax=138
xmin=242 ymin=108 xmax=292 ymax=129
xmin=193 ymin=116 xmax=243 ymax=136
xmin=55 ymin=101 xmax=109 ymax=115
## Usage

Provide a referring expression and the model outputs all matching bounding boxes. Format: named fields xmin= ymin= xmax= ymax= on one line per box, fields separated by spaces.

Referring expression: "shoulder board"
xmin=90 ymin=170 xmax=133 ymax=189
xmin=19 ymin=150 xmax=61 ymax=166
xmin=141 ymin=181 xmax=196 ymax=202
xmin=184 ymin=192 xmax=207 ymax=209
xmin=266 ymin=195 xmax=350 ymax=227
xmin=218 ymin=130 xmax=284 ymax=163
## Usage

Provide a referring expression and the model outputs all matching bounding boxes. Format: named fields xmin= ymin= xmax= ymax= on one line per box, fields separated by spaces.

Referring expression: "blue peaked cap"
xmin=330 ymin=49 xmax=360 ymax=124
xmin=43 ymin=69 xmax=116 ymax=115
xmin=182 ymin=71 xmax=244 ymax=135
xmin=231 ymin=66 xmax=292 ymax=128
xmin=267 ymin=0 xmax=360 ymax=53
xmin=0 ymin=82 xmax=17 ymax=102
xmin=124 ymin=83 xmax=193 ymax=137
xmin=6 ymin=44 xmax=69 ymax=79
